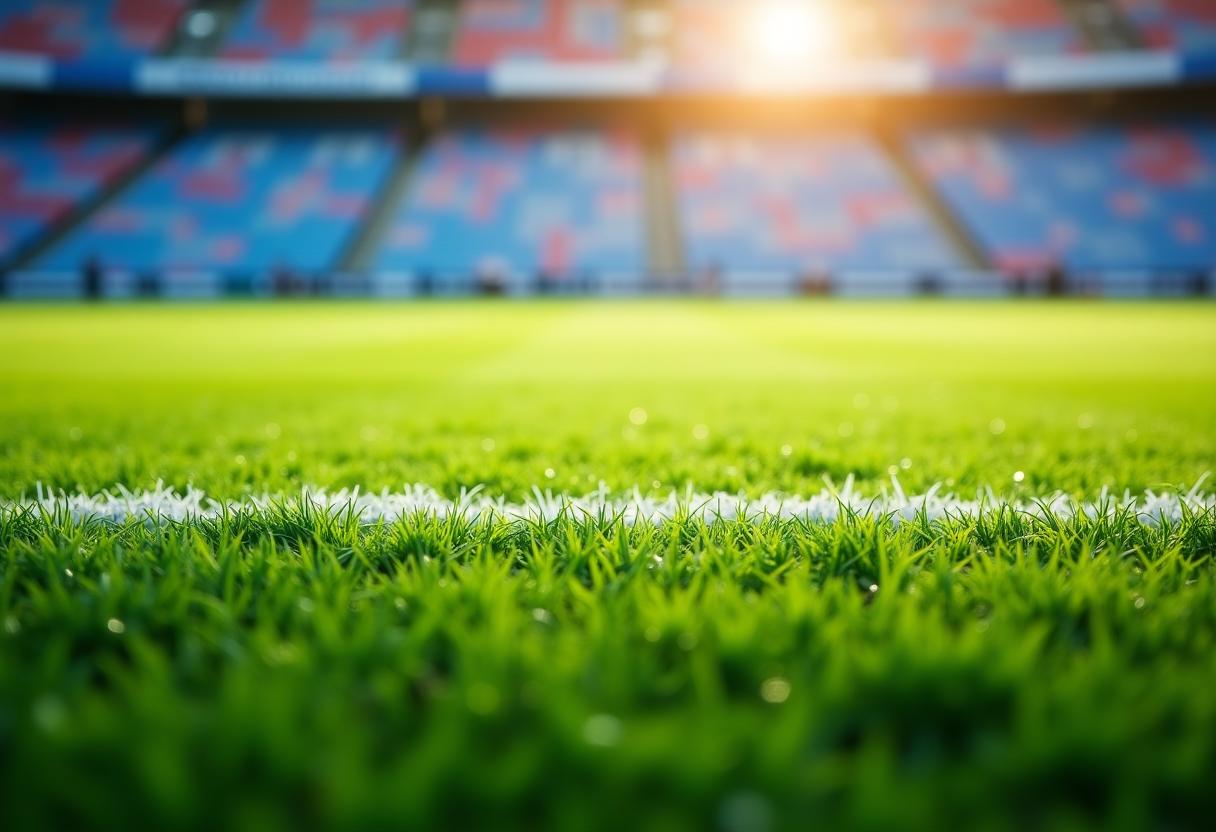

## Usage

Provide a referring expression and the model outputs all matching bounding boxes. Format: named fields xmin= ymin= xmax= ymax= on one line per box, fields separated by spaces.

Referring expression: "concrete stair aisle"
xmin=873 ymin=126 xmax=987 ymax=271
xmin=645 ymin=131 xmax=685 ymax=284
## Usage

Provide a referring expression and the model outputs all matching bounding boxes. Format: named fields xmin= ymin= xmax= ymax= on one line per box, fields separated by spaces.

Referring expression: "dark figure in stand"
xmin=797 ymin=267 xmax=832 ymax=297
xmin=916 ymin=272 xmax=942 ymax=296
xmin=1045 ymin=263 xmax=1068 ymax=297
xmin=82 ymin=255 xmax=103 ymax=301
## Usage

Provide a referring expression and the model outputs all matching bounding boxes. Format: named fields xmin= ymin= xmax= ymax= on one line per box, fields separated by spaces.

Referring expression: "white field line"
xmin=7 ymin=474 xmax=1213 ymax=527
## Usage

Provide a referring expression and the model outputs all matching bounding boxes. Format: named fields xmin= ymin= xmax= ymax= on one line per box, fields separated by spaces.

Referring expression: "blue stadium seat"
xmin=673 ymin=131 xmax=959 ymax=273
xmin=0 ymin=0 xmax=188 ymax=61
xmin=221 ymin=0 xmax=411 ymax=62
xmin=372 ymin=129 xmax=644 ymax=279
xmin=908 ymin=124 xmax=1216 ymax=271
xmin=1116 ymin=0 xmax=1216 ymax=55
xmin=452 ymin=0 xmax=623 ymax=65
xmin=39 ymin=127 xmax=401 ymax=272
xmin=0 ymin=119 xmax=160 ymax=266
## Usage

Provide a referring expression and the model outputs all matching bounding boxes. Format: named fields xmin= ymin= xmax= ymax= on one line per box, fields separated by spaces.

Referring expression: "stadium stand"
xmin=451 ymin=0 xmax=624 ymax=65
xmin=672 ymin=131 xmax=960 ymax=274
xmin=220 ymin=0 xmax=412 ymax=61
xmin=0 ymin=0 xmax=189 ymax=60
xmin=0 ymin=119 xmax=160 ymax=266
xmin=908 ymin=123 xmax=1216 ymax=271
xmin=39 ymin=126 xmax=401 ymax=272
xmin=1115 ymin=0 xmax=1216 ymax=53
xmin=372 ymin=129 xmax=644 ymax=282
xmin=668 ymin=0 xmax=1083 ymax=69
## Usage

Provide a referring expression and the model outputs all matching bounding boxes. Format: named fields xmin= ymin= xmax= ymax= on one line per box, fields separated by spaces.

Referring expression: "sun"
xmin=745 ymin=1 xmax=831 ymax=68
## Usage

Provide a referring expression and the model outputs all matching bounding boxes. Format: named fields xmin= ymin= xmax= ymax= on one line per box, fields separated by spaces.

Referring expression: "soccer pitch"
xmin=2 ymin=300 xmax=1215 ymax=831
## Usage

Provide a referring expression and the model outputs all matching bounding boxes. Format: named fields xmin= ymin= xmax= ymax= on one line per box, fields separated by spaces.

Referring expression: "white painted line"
xmin=8 ymin=475 xmax=1212 ymax=528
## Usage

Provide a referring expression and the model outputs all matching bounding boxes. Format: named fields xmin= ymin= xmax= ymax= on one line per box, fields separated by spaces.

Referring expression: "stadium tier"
xmin=909 ymin=123 xmax=1216 ymax=272
xmin=672 ymin=132 xmax=960 ymax=274
xmin=0 ymin=0 xmax=188 ymax=60
xmin=372 ymin=129 xmax=643 ymax=280
xmin=669 ymin=0 xmax=1081 ymax=70
xmin=220 ymin=0 xmax=412 ymax=62
xmin=38 ymin=127 xmax=401 ymax=273
xmin=1116 ymin=0 xmax=1216 ymax=53
xmin=451 ymin=0 xmax=625 ymax=65
xmin=874 ymin=0 xmax=1082 ymax=66
xmin=0 ymin=119 xmax=160 ymax=266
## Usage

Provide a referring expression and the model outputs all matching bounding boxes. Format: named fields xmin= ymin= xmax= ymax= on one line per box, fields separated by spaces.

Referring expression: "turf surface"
xmin=1 ymin=300 xmax=1214 ymax=832
xmin=1 ymin=301 xmax=1213 ymax=499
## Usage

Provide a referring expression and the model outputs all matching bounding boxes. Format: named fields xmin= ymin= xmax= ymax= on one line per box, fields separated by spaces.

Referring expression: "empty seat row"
xmin=5 ymin=121 xmax=1215 ymax=276
xmin=911 ymin=123 xmax=1216 ymax=271
xmin=0 ymin=0 xmax=189 ymax=60
xmin=221 ymin=0 xmax=412 ymax=62
xmin=3 ymin=0 xmax=1214 ymax=65
xmin=1115 ymin=0 xmax=1216 ymax=54
xmin=0 ymin=119 xmax=161 ymax=266
xmin=39 ymin=127 xmax=401 ymax=272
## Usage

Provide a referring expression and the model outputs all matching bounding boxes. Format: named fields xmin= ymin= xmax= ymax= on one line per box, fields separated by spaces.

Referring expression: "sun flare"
xmin=746 ymin=1 xmax=830 ymax=67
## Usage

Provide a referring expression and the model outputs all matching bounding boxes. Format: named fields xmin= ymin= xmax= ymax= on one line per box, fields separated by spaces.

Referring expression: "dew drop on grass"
xmin=693 ymin=424 xmax=709 ymax=440
xmin=901 ymin=458 xmax=912 ymax=470
xmin=1014 ymin=471 xmax=1025 ymax=483
xmin=780 ymin=445 xmax=793 ymax=456
xmin=107 ymin=619 xmax=125 ymax=634
xmin=990 ymin=418 xmax=1006 ymax=435
xmin=643 ymin=627 xmax=660 ymax=642
xmin=4 ymin=616 xmax=19 ymax=635
xmin=760 ymin=677 xmax=790 ymax=704
xmin=629 ymin=408 xmax=648 ymax=426
xmin=235 ymin=455 xmax=246 ymax=465
xmin=481 ymin=439 xmax=495 ymax=452
xmin=583 ymin=714 xmax=622 ymax=747
xmin=544 ymin=468 xmax=556 ymax=479
xmin=265 ymin=423 xmax=281 ymax=439
xmin=888 ymin=465 xmax=899 ymax=475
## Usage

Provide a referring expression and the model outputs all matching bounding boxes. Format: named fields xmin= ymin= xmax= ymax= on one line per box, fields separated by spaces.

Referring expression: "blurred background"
xmin=1 ymin=0 xmax=1214 ymax=300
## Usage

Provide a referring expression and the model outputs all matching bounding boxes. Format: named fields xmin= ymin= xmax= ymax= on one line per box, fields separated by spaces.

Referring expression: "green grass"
xmin=1 ymin=300 xmax=1215 ymax=831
